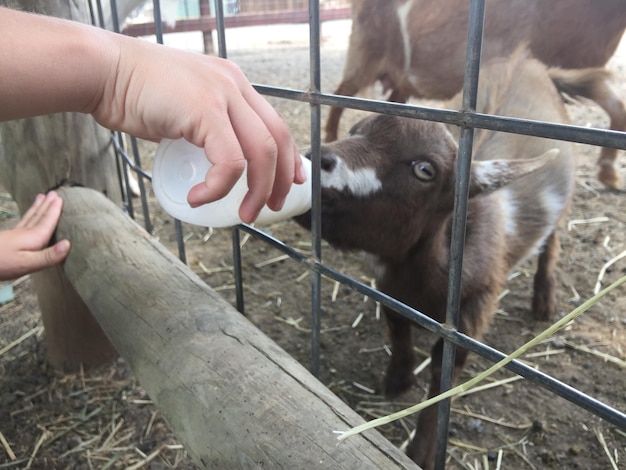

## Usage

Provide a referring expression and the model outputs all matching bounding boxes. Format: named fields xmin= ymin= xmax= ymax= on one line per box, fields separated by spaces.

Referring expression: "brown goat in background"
xmin=326 ymin=0 xmax=626 ymax=190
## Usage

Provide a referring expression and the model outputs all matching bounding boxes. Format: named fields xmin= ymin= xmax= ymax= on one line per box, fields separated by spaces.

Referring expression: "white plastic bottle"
xmin=152 ymin=138 xmax=312 ymax=227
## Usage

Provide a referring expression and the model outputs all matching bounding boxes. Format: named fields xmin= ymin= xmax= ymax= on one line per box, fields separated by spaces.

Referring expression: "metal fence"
xmin=96 ymin=1 xmax=626 ymax=468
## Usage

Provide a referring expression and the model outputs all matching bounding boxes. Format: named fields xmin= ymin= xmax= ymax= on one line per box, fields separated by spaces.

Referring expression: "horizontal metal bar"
xmin=254 ymin=85 xmax=626 ymax=151
xmin=236 ymin=223 xmax=626 ymax=431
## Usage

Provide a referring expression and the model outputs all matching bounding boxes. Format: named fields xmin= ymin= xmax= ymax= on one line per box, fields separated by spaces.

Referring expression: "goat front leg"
xmin=590 ymin=79 xmax=626 ymax=190
xmin=383 ymin=308 xmax=416 ymax=397
xmin=405 ymin=339 xmax=469 ymax=470
xmin=532 ymin=230 xmax=561 ymax=320
xmin=325 ymin=80 xmax=361 ymax=143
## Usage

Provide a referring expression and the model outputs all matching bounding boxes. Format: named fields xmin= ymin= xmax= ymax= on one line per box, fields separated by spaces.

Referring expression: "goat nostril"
xmin=303 ymin=150 xmax=337 ymax=171
xmin=321 ymin=154 xmax=337 ymax=172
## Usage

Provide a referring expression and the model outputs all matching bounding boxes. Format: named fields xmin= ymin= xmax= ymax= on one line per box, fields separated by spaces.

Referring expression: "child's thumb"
xmin=42 ymin=239 xmax=71 ymax=268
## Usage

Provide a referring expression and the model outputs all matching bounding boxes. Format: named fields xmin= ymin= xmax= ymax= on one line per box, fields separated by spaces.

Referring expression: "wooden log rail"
xmin=55 ymin=187 xmax=419 ymax=469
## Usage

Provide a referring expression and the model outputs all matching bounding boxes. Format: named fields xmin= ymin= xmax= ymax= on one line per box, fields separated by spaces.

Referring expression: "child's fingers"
xmin=30 ymin=194 xmax=64 ymax=239
xmin=15 ymin=193 xmax=46 ymax=228
xmin=16 ymin=191 xmax=63 ymax=231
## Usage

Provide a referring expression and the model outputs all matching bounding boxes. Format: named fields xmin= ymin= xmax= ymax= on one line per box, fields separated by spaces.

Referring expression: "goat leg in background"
xmin=549 ymin=66 xmax=626 ymax=190
xmin=581 ymin=73 xmax=625 ymax=190
xmin=325 ymin=79 xmax=360 ymax=142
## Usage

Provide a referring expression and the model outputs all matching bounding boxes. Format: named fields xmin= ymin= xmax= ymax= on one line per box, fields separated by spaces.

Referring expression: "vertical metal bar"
xmin=121 ymin=160 xmax=135 ymax=219
xmin=109 ymin=0 xmax=120 ymax=32
xmin=434 ymin=0 xmax=485 ymax=468
xmin=112 ymin=132 xmax=135 ymax=219
xmin=214 ymin=0 xmax=228 ymax=58
xmin=213 ymin=0 xmax=243 ymax=314
xmin=153 ymin=0 xmax=165 ymax=44
xmin=308 ymin=0 xmax=323 ymax=376
xmin=110 ymin=131 xmax=129 ymax=215
xmin=174 ymin=219 xmax=187 ymax=263
xmin=211 ymin=0 xmax=244 ymax=315
xmin=130 ymin=136 xmax=153 ymax=233
xmin=148 ymin=0 xmax=184 ymax=259
xmin=232 ymin=227 xmax=245 ymax=314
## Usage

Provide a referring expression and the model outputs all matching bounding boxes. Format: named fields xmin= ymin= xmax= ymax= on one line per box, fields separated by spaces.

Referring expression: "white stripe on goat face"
xmin=321 ymin=154 xmax=383 ymax=197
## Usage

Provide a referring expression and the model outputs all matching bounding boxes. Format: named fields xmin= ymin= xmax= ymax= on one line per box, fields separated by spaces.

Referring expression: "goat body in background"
xmin=296 ymin=49 xmax=583 ymax=468
xmin=326 ymin=0 xmax=626 ymax=190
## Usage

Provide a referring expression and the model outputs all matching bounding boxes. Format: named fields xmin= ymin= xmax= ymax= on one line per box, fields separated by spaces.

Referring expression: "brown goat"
xmin=326 ymin=0 xmax=626 ymax=189
xmin=296 ymin=49 xmax=585 ymax=468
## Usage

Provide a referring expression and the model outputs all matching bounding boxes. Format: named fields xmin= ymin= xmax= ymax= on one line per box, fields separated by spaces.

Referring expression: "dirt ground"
xmin=1 ymin=20 xmax=626 ymax=470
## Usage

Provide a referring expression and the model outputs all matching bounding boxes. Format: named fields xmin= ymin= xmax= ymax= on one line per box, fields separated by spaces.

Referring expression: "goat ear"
xmin=469 ymin=148 xmax=559 ymax=198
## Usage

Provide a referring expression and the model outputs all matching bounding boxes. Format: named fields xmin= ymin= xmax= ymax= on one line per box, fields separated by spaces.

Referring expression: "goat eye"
xmin=412 ymin=160 xmax=436 ymax=181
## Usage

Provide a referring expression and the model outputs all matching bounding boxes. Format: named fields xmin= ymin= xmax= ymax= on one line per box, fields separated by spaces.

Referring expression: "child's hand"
xmin=0 ymin=192 xmax=71 ymax=281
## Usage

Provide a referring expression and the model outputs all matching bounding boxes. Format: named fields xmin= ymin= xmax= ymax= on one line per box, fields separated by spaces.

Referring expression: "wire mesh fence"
xmin=95 ymin=0 xmax=625 ymax=468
